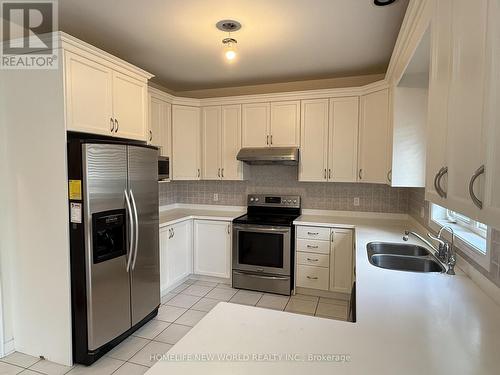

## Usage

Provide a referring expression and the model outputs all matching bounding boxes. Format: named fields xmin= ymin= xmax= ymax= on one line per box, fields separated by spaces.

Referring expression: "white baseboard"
xmin=2 ymin=338 xmax=15 ymax=357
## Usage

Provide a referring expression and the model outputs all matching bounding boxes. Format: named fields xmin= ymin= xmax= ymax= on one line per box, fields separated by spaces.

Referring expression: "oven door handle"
xmin=233 ymin=225 xmax=291 ymax=233
xmin=233 ymin=270 xmax=290 ymax=280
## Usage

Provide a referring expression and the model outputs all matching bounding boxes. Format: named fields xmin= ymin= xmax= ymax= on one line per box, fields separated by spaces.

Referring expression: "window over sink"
xmin=430 ymin=204 xmax=490 ymax=270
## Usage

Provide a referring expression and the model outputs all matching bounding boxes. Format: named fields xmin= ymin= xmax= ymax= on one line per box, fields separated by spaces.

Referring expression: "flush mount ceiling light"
xmin=216 ymin=19 xmax=241 ymax=61
xmin=374 ymin=0 xmax=397 ymax=5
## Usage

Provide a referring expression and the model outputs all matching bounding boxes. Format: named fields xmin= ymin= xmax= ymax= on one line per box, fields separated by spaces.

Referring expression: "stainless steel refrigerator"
xmin=67 ymin=138 xmax=160 ymax=365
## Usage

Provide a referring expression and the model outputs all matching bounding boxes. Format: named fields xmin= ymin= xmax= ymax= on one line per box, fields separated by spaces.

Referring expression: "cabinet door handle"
xmin=469 ymin=165 xmax=485 ymax=209
xmin=328 ymin=169 xmax=332 ymax=179
xmin=221 ymin=168 xmax=224 ymax=178
xmin=227 ymin=225 xmax=231 ymax=234
xmin=266 ymin=135 xmax=269 ymax=145
xmin=197 ymin=169 xmax=200 ymax=178
xmin=387 ymin=169 xmax=392 ymax=183
xmin=218 ymin=168 xmax=220 ymax=178
xmin=307 ymin=232 xmax=319 ymax=236
xmin=172 ymin=228 xmax=175 ymax=238
xmin=149 ymin=130 xmax=152 ymax=142
xmin=307 ymin=258 xmax=319 ymax=262
xmin=435 ymin=166 xmax=448 ymax=198
xmin=270 ymin=135 xmax=273 ymax=145
xmin=324 ymin=169 xmax=327 ymax=179
xmin=306 ymin=245 xmax=319 ymax=249
xmin=114 ymin=119 xmax=119 ymax=133
xmin=306 ymin=276 xmax=318 ymax=280
xmin=358 ymin=169 xmax=363 ymax=180
xmin=110 ymin=117 xmax=115 ymax=133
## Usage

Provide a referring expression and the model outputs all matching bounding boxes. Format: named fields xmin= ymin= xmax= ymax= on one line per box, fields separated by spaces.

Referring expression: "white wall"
xmin=2 ymin=67 xmax=73 ymax=365
xmin=391 ymin=73 xmax=428 ymax=187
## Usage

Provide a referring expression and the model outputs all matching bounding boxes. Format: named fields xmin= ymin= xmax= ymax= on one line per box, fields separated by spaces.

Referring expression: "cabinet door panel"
xmin=201 ymin=106 xmax=221 ymax=180
xmin=358 ymin=89 xmax=390 ymax=184
xmin=425 ymin=0 xmax=452 ymax=205
xmin=299 ymin=99 xmax=329 ymax=182
xmin=65 ymin=52 xmax=113 ymax=136
xmin=329 ymin=97 xmax=359 ymax=182
xmin=172 ymin=105 xmax=201 ymax=180
xmin=242 ymin=103 xmax=270 ymax=147
xmin=270 ymin=101 xmax=300 ymax=147
xmin=330 ymin=229 xmax=353 ymax=294
xmin=481 ymin=0 xmax=500 ymax=230
xmin=221 ymin=105 xmax=243 ymax=180
xmin=112 ymin=72 xmax=147 ymax=141
xmin=166 ymin=221 xmax=192 ymax=287
xmin=193 ymin=220 xmax=231 ymax=278
xmin=445 ymin=0 xmax=488 ymax=219
xmin=148 ymin=95 xmax=162 ymax=147
xmin=159 ymin=228 xmax=169 ymax=294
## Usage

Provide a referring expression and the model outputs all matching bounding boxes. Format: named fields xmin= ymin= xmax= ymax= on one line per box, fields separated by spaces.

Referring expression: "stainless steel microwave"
xmin=158 ymin=156 xmax=169 ymax=181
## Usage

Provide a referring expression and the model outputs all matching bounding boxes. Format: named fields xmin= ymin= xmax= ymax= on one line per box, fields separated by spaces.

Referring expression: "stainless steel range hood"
xmin=236 ymin=147 xmax=299 ymax=165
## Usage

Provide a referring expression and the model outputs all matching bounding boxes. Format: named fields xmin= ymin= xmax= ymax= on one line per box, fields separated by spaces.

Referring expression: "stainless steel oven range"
xmin=232 ymin=194 xmax=301 ymax=295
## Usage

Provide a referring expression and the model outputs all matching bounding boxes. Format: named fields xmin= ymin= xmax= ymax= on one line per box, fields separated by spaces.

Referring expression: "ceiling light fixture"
xmin=374 ymin=0 xmax=397 ymax=6
xmin=216 ymin=19 xmax=241 ymax=62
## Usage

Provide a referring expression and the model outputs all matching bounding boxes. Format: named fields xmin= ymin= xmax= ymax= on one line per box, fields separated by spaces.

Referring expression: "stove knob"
xmin=250 ymin=197 xmax=255 ymax=202
xmin=293 ymin=200 xmax=297 ymax=204
xmin=287 ymin=199 xmax=292 ymax=203
xmin=255 ymin=198 xmax=259 ymax=202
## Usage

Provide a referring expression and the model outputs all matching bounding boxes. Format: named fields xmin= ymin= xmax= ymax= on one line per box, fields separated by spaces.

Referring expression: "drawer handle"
xmin=307 ymin=232 xmax=319 ymax=235
xmin=306 ymin=276 xmax=318 ymax=280
xmin=306 ymin=258 xmax=319 ymax=262
xmin=307 ymin=245 xmax=319 ymax=249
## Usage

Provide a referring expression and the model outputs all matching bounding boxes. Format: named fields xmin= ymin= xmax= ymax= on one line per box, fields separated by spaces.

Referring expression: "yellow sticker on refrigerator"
xmin=68 ymin=179 xmax=82 ymax=200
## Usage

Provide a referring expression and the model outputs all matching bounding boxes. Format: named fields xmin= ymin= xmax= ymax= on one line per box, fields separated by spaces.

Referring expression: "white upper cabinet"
xmin=299 ymin=98 xmax=359 ymax=183
xmin=270 ymin=101 xmax=300 ymax=147
xmin=299 ymin=99 xmax=329 ymax=182
xmin=426 ymin=0 xmax=452 ymax=205
xmin=64 ymin=51 xmax=150 ymax=141
xmin=445 ymin=0 xmax=489 ymax=219
xmin=242 ymin=103 xmax=270 ymax=147
xmin=221 ymin=105 xmax=243 ymax=180
xmin=201 ymin=106 xmax=222 ymax=180
xmin=201 ymin=105 xmax=244 ymax=181
xmin=148 ymin=91 xmax=171 ymax=158
xmin=358 ymin=89 xmax=391 ymax=184
xmin=172 ymin=105 xmax=201 ymax=180
xmin=112 ymin=72 xmax=147 ymax=141
xmin=65 ymin=52 xmax=114 ymax=136
xmin=193 ymin=220 xmax=231 ymax=278
xmin=242 ymin=101 xmax=300 ymax=147
xmin=328 ymin=97 xmax=359 ymax=182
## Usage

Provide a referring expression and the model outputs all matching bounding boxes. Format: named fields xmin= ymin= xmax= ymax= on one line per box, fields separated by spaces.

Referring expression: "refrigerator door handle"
xmin=130 ymin=189 xmax=139 ymax=270
xmin=124 ymin=190 xmax=134 ymax=272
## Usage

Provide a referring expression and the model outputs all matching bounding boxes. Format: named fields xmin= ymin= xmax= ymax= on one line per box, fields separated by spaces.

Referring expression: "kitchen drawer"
xmin=296 ymin=226 xmax=330 ymax=241
xmin=296 ymin=264 xmax=329 ymax=291
xmin=296 ymin=238 xmax=330 ymax=254
xmin=297 ymin=252 xmax=329 ymax=268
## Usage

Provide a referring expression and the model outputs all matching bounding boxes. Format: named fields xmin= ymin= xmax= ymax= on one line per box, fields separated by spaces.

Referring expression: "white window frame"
xmin=429 ymin=204 xmax=491 ymax=271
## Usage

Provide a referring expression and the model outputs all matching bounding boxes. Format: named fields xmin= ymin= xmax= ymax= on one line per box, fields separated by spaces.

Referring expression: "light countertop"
xmin=148 ymin=214 xmax=500 ymax=374
xmin=159 ymin=207 xmax=245 ymax=227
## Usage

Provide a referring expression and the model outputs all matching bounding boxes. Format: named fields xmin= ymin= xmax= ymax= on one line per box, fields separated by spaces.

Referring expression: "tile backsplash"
xmin=160 ymin=165 xmax=409 ymax=213
xmin=408 ymin=187 xmax=500 ymax=288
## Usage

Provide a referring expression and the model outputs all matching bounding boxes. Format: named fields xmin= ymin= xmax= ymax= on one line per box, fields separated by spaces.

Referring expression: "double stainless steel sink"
xmin=367 ymin=242 xmax=446 ymax=273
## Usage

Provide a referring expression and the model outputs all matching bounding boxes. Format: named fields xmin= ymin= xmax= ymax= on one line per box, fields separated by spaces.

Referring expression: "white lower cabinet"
xmin=193 ymin=220 xmax=231 ymax=278
xmin=160 ymin=220 xmax=193 ymax=293
xmin=160 ymin=218 xmax=232 ymax=293
xmin=295 ymin=225 xmax=354 ymax=294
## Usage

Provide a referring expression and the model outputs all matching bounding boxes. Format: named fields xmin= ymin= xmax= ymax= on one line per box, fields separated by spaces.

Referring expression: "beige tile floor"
xmin=0 ymin=278 xmax=348 ymax=375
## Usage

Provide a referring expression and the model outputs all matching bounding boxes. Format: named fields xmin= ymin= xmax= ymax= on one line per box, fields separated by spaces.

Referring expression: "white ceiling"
xmin=59 ymin=0 xmax=409 ymax=91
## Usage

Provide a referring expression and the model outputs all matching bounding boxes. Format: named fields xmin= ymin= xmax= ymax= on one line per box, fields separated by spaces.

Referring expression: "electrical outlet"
xmin=213 ymin=193 xmax=219 ymax=202
xmin=353 ymin=197 xmax=360 ymax=207
xmin=420 ymin=206 xmax=425 ymax=218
